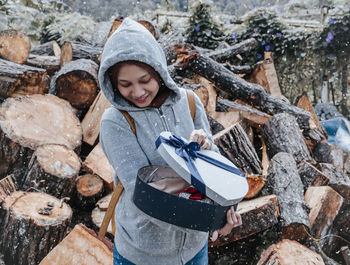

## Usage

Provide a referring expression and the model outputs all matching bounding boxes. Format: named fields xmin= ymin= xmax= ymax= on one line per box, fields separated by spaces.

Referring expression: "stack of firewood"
xmin=0 ymin=19 xmax=349 ymax=265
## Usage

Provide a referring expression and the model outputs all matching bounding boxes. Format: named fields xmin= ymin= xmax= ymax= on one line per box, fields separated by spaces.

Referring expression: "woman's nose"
xmin=132 ymin=84 xmax=145 ymax=97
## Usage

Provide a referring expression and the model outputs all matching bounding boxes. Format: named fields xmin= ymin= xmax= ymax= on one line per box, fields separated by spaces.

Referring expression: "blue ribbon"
xmin=155 ymin=134 xmax=245 ymax=195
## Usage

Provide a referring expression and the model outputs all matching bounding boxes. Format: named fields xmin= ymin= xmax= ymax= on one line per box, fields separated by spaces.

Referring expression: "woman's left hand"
xmin=210 ymin=206 xmax=242 ymax=242
xmin=189 ymin=129 xmax=212 ymax=150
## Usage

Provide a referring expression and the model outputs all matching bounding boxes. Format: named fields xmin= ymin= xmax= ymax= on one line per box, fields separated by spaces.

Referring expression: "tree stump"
xmin=0 ymin=58 xmax=49 ymax=99
xmin=0 ymin=191 xmax=72 ymax=265
xmin=261 ymin=113 xmax=313 ymax=163
xmin=0 ymin=30 xmax=31 ymax=63
xmin=213 ymin=122 xmax=262 ymax=174
xmin=30 ymin=40 xmax=61 ymax=57
xmin=49 ymin=59 xmax=99 ymax=110
xmin=0 ymin=94 xmax=82 ymax=186
xmin=74 ymin=174 xmax=104 ymax=210
xmin=22 ymin=144 xmax=81 ymax=198
xmin=257 ymin=239 xmax=325 ymax=265
xmin=267 ymin=152 xmax=310 ymax=241
xmin=209 ymin=194 xmax=279 ymax=247
xmin=25 ymin=54 xmax=60 ymax=76
xmin=39 ymin=223 xmax=113 ymax=265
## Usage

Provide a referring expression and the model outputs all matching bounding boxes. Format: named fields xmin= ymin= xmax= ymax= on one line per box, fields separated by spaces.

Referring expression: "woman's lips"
xmin=135 ymin=95 xmax=148 ymax=103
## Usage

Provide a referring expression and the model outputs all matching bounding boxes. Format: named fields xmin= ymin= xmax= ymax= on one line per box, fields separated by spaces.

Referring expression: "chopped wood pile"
xmin=0 ymin=18 xmax=349 ymax=265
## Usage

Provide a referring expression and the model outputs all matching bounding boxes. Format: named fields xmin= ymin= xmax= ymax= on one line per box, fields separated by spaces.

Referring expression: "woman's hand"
xmin=210 ymin=206 xmax=242 ymax=242
xmin=189 ymin=129 xmax=212 ymax=150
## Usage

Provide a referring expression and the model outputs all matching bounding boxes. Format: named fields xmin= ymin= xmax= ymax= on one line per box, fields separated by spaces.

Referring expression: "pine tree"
xmin=186 ymin=1 xmax=224 ymax=49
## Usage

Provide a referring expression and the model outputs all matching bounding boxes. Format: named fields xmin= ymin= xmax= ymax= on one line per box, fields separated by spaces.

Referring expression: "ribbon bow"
xmin=156 ymin=134 xmax=245 ymax=195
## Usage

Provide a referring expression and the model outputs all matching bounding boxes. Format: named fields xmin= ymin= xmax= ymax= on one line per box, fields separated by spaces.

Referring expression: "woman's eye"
xmin=119 ymin=82 xmax=131 ymax=87
xmin=140 ymin=78 xmax=151 ymax=84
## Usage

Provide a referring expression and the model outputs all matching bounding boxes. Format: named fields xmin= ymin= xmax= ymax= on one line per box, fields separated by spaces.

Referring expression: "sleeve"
xmin=192 ymin=93 xmax=220 ymax=153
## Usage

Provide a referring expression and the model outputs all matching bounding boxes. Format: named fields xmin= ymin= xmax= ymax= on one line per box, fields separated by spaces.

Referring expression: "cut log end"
xmin=245 ymin=175 xmax=265 ymax=199
xmin=281 ymin=223 xmax=309 ymax=242
xmin=0 ymin=30 xmax=31 ymax=64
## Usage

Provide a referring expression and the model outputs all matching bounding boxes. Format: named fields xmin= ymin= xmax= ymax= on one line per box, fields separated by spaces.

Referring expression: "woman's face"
xmin=111 ymin=63 xmax=160 ymax=108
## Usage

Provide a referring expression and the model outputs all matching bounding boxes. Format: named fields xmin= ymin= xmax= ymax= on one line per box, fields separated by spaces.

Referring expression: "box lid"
xmin=156 ymin=132 xmax=249 ymax=206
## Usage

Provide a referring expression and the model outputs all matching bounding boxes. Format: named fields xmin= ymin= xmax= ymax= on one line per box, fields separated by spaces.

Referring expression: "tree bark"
xmin=0 ymin=191 xmax=72 ymax=265
xmin=185 ymin=54 xmax=313 ymax=130
xmin=49 ymin=59 xmax=99 ymax=110
xmin=297 ymin=161 xmax=330 ymax=190
xmin=25 ymin=54 xmax=60 ymax=76
xmin=158 ymin=30 xmax=185 ymax=65
xmin=305 ymin=186 xmax=343 ymax=247
xmin=314 ymin=141 xmax=344 ymax=169
xmin=0 ymin=58 xmax=49 ymax=99
xmin=0 ymin=30 xmax=31 ymax=63
xmin=267 ymin=152 xmax=310 ymax=241
xmin=39 ymin=223 xmax=113 ymax=265
xmin=60 ymin=41 xmax=102 ymax=65
xmin=30 ymin=40 xmax=61 ymax=57
xmin=22 ymin=144 xmax=81 ymax=198
xmin=0 ymin=174 xmax=16 ymax=203
xmin=257 ymin=239 xmax=325 ymax=265
xmin=261 ymin=113 xmax=314 ymax=163
xmin=205 ymin=38 xmax=258 ymax=63
xmin=209 ymin=194 xmax=279 ymax=247
xmin=213 ymin=122 xmax=262 ymax=174
xmin=74 ymin=174 xmax=104 ymax=210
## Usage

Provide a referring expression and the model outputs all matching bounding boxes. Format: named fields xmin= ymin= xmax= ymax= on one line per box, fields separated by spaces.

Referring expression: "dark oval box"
xmin=133 ymin=166 xmax=229 ymax=232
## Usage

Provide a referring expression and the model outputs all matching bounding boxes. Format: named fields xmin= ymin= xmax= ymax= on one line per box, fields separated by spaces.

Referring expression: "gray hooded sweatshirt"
xmin=99 ymin=18 xmax=218 ymax=265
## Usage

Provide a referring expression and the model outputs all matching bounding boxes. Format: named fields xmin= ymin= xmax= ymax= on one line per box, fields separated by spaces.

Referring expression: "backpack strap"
xmin=99 ymin=91 xmax=196 ymax=238
xmin=186 ymin=89 xmax=196 ymax=121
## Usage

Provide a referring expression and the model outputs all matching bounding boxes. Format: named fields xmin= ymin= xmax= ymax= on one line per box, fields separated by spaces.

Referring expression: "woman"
xmin=99 ymin=18 xmax=242 ymax=265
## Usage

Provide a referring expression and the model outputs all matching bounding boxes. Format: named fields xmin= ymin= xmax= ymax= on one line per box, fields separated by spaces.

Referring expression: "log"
xmin=21 ymin=144 xmax=81 ymax=198
xmin=213 ymin=122 xmax=262 ymax=174
xmin=0 ymin=58 xmax=50 ymax=99
xmin=0 ymin=174 xmax=16 ymax=203
xmin=92 ymin=204 xmax=113 ymax=235
xmin=49 ymin=59 xmax=99 ymax=110
xmin=318 ymin=163 xmax=350 ymax=200
xmin=74 ymin=174 xmax=104 ymax=210
xmin=267 ymin=152 xmax=310 ymax=241
xmin=0 ymin=191 xmax=72 ymax=265
xmin=0 ymin=30 xmax=31 ymax=63
xmin=341 ymin=246 xmax=350 ymax=265
xmin=314 ymin=141 xmax=344 ymax=169
xmin=218 ymin=99 xmax=271 ymax=128
xmin=39 ymin=223 xmax=113 ymax=265
xmin=209 ymin=111 xmax=241 ymax=129
xmin=207 ymin=114 xmax=225 ymax=135
xmin=209 ymin=194 xmax=279 ymax=247
xmin=25 ymin=54 xmax=60 ymax=76
xmin=192 ymin=75 xmax=217 ymax=113
xmin=60 ymin=41 xmax=102 ymax=65
xmin=245 ymin=174 xmax=265 ymax=199
xmin=297 ymin=161 xmax=330 ymax=190
xmin=344 ymin=151 xmax=350 ymax=175
xmin=305 ymin=186 xmax=343 ymax=245
xmin=205 ymin=38 xmax=258 ymax=63
xmin=177 ymin=49 xmax=313 ymax=131
xmin=222 ymin=62 xmax=253 ymax=75
xmin=81 ymin=91 xmax=111 ymax=145
xmin=0 ymin=94 xmax=82 ymax=184
xmin=82 ymin=143 xmax=114 ymax=189
xmin=158 ymin=30 xmax=185 ymax=64
xmin=261 ymin=113 xmax=314 ymax=163
xmin=30 ymin=40 xmax=61 ymax=57
xmin=257 ymin=239 xmax=325 ymax=265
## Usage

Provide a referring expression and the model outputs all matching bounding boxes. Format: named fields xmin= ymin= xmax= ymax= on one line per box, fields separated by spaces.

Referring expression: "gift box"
xmin=132 ymin=132 xmax=248 ymax=232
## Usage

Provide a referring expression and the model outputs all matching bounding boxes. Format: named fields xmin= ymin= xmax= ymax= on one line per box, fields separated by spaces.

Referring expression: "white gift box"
xmin=156 ymin=131 xmax=249 ymax=206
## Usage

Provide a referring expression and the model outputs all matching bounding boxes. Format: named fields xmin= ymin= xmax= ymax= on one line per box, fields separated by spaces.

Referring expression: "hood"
xmin=98 ymin=18 xmax=181 ymax=111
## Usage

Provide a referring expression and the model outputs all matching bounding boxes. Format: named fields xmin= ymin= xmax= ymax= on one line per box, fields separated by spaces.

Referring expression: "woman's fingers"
xmin=189 ymin=129 xmax=211 ymax=150
xmin=210 ymin=231 xmax=218 ymax=242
